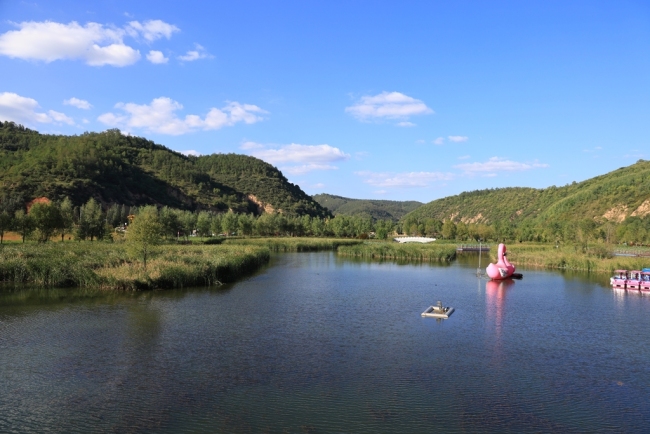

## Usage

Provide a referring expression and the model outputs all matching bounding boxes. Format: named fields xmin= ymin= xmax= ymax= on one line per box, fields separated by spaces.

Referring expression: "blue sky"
xmin=1 ymin=1 xmax=649 ymax=203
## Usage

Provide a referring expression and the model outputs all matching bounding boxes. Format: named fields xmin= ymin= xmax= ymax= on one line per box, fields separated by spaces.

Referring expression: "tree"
xmin=30 ymin=202 xmax=62 ymax=242
xmin=58 ymin=197 xmax=74 ymax=242
xmin=441 ymin=220 xmax=457 ymax=240
xmin=0 ymin=211 xmax=12 ymax=244
xmin=196 ymin=211 xmax=212 ymax=237
xmin=77 ymin=198 xmax=105 ymax=241
xmin=126 ymin=206 xmax=162 ymax=270
xmin=222 ymin=211 xmax=238 ymax=236
xmin=13 ymin=209 xmax=34 ymax=243
xmin=375 ymin=219 xmax=394 ymax=240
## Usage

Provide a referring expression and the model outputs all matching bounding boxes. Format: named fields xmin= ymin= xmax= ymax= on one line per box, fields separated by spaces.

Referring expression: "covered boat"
xmin=627 ymin=270 xmax=642 ymax=291
xmin=640 ymin=272 xmax=650 ymax=292
xmin=611 ymin=270 xmax=628 ymax=289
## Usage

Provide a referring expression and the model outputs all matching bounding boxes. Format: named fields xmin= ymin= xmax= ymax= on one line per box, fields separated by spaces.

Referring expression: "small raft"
xmin=421 ymin=301 xmax=455 ymax=319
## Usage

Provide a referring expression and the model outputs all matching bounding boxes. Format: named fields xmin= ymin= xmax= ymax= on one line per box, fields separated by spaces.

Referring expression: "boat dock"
xmin=457 ymin=244 xmax=490 ymax=252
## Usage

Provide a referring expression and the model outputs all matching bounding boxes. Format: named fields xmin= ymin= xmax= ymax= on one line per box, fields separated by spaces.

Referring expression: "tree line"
xmin=400 ymin=214 xmax=650 ymax=246
xmin=0 ymin=197 xmax=399 ymax=243
xmin=1 ymin=196 xmax=647 ymax=245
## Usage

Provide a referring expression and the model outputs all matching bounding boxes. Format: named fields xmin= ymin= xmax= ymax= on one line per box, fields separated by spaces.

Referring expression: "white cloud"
xmin=356 ymin=170 xmax=454 ymax=188
xmin=64 ymin=97 xmax=92 ymax=109
xmin=127 ymin=20 xmax=179 ymax=42
xmin=454 ymin=157 xmax=549 ymax=176
xmin=246 ymin=143 xmax=349 ymax=164
xmin=0 ymin=21 xmax=141 ymax=66
xmin=48 ymin=110 xmax=74 ymax=125
xmin=0 ymin=19 xmax=180 ymax=67
xmin=433 ymin=137 xmax=445 ymax=145
xmin=448 ymin=135 xmax=468 ymax=143
xmin=98 ymin=97 xmax=267 ymax=135
xmin=242 ymin=142 xmax=350 ymax=174
xmin=345 ymin=91 xmax=433 ymax=122
xmin=397 ymin=121 xmax=416 ymax=127
xmin=146 ymin=50 xmax=168 ymax=64
xmin=283 ymin=164 xmax=339 ymax=175
xmin=458 ymin=155 xmax=471 ymax=160
xmin=415 ymin=139 xmax=425 ymax=144
xmin=0 ymin=92 xmax=74 ymax=126
xmin=181 ymin=150 xmax=201 ymax=157
xmin=179 ymin=44 xmax=210 ymax=61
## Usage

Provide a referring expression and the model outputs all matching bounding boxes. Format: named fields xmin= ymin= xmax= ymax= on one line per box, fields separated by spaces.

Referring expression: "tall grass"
xmin=223 ymin=237 xmax=363 ymax=252
xmin=504 ymin=243 xmax=650 ymax=273
xmin=337 ymin=242 xmax=457 ymax=262
xmin=0 ymin=243 xmax=269 ymax=290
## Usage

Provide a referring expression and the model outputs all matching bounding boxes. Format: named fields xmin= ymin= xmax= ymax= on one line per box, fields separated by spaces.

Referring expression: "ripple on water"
xmin=1 ymin=252 xmax=650 ymax=433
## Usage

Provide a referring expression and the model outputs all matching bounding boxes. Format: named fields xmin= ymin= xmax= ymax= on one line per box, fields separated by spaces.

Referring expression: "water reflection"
xmin=485 ymin=279 xmax=515 ymax=339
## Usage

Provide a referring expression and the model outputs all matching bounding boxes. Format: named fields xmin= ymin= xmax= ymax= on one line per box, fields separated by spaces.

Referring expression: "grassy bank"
xmin=337 ymin=242 xmax=457 ymax=262
xmin=223 ymin=237 xmax=363 ymax=252
xmin=504 ymin=244 xmax=650 ymax=273
xmin=0 ymin=243 xmax=269 ymax=290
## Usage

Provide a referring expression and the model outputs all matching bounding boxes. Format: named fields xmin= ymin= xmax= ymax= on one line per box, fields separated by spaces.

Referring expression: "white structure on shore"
xmin=394 ymin=237 xmax=436 ymax=244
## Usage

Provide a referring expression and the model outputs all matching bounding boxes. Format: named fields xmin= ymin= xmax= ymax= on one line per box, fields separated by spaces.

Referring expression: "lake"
xmin=1 ymin=252 xmax=649 ymax=433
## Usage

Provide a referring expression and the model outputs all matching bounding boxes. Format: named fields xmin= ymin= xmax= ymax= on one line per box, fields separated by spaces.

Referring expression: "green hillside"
xmin=402 ymin=160 xmax=650 ymax=240
xmin=0 ymin=122 xmax=330 ymax=218
xmin=312 ymin=193 xmax=423 ymax=221
xmin=403 ymin=160 xmax=650 ymax=225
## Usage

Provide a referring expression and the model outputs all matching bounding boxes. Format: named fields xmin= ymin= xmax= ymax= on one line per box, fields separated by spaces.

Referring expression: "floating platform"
xmin=421 ymin=302 xmax=455 ymax=319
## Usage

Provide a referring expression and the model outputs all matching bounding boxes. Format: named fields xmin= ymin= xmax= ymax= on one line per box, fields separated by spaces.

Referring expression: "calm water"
xmin=1 ymin=252 xmax=649 ymax=433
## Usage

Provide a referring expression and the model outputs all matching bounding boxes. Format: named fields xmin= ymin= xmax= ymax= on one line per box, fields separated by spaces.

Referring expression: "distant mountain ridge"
xmin=402 ymin=159 xmax=650 ymax=225
xmin=0 ymin=122 xmax=330 ymax=217
xmin=312 ymin=193 xmax=423 ymax=221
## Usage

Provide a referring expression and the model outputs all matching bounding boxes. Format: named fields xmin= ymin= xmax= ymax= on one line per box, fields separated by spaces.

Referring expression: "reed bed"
xmin=223 ymin=237 xmax=363 ymax=252
xmin=337 ymin=242 xmax=457 ymax=262
xmin=504 ymin=244 xmax=650 ymax=273
xmin=0 ymin=243 xmax=269 ymax=290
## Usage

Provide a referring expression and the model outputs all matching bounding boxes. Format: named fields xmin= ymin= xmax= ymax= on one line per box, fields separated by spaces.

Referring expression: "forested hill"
xmin=403 ymin=159 xmax=650 ymax=225
xmin=0 ymin=122 xmax=330 ymax=217
xmin=312 ymin=193 xmax=423 ymax=221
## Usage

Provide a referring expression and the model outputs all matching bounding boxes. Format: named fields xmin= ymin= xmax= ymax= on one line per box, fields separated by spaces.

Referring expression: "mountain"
xmin=312 ymin=193 xmax=423 ymax=221
xmin=0 ymin=122 xmax=331 ymax=217
xmin=403 ymin=159 xmax=650 ymax=225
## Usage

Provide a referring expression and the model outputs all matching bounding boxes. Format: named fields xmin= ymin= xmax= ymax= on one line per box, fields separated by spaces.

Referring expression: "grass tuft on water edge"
xmin=337 ymin=242 xmax=457 ymax=262
xmin=0 ymin=243 xmax=270 ymax=290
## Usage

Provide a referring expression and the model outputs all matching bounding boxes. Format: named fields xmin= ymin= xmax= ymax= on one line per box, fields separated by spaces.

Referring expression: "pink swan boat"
xmin=486 ymin=243 xmax=516 ymax=280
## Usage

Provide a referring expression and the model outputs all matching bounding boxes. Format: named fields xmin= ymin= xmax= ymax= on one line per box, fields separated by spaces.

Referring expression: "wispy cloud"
xmin=64 ymin=97 xmax=92 ymax=109
xmin=458 ymin=155 xmax=471 ymax=160
xmin=345 ymin=91 xmax=433 ymax=124
xmin=242 ymin=142 xmax=350 ymax=174
xmin=98 ymin=97 xmax=267 ymax=135
xmin=181 ymin=150 xmax=201 ymax=157
xmin=0 ymin=92 xmax=74 ymax=126
xmin=356 ymin=170 xmax=453 ymax=188
xmin=454 ymin=157 xmax=549 ymax=176
xmin=178 ymin=44 xmax=211 ymax=62
xmin=397 ymin=121 xmax=416 ymax=127
xmin=448 ymin=135 xmax=468 ymax=143
xmin=433 ymin=137 xmax=445 ymax=145
xmin=126 ymin=20 xmax=179 ymax=42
